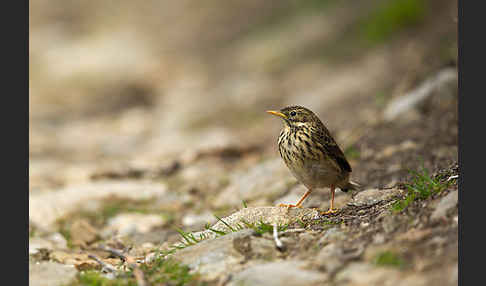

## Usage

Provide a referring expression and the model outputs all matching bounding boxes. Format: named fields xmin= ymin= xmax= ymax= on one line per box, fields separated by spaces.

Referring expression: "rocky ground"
xmin=29 ymin=1 xmax=458 ymax=285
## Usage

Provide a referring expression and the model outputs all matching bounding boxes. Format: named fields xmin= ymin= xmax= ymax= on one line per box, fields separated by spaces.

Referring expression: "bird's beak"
xmin=266 ymin=110 xmax=287 ymax=119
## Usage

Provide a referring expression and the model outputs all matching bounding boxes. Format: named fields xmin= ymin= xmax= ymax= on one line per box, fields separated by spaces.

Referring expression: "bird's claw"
xmin=278 ymin=203 xmax=302 ymax=210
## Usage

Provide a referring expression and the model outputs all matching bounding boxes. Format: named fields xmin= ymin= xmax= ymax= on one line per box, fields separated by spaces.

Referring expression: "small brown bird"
xmin=267 ymin=105 xmax=359 ymax=214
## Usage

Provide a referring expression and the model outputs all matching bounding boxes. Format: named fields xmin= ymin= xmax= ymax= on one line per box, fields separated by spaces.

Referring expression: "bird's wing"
xmin=315 ymin=124 xmax=352 ymax=173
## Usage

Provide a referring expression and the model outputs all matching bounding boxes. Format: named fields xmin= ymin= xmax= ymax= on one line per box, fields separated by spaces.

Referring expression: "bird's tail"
xmin=340 ymin=180 xmax=362 ymax=192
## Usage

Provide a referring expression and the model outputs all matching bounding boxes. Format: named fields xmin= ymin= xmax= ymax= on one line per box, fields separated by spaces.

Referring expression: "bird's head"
xmin=266 ymin=105 xmax=319 ymax=127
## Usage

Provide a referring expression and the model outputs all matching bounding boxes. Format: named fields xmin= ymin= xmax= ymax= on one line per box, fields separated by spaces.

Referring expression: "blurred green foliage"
xmin=374 ymin=251 xmax=405 ymax=268
xmin=392 ymin=165 xmax=451 ymax=212
xmin=361 ymin=0 xmax=427 ymax=44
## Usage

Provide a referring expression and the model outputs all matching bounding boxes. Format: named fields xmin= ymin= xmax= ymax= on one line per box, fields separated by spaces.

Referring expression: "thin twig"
xmin=88 ymin=254 xmax=117 ymax=273
xmin=98 ymin=244 xmax=139 ymax=266
xmin=98 ymin=244 xmax=128 ymax=262
xmin=273 ymin=223 xmax=285 ymax=251
xmin=447 ymin=175 xmax=458 ymax=182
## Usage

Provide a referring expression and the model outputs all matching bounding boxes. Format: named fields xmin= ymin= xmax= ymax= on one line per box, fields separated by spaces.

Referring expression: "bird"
xmin=266 ymin=105 xmax=359 ymax=214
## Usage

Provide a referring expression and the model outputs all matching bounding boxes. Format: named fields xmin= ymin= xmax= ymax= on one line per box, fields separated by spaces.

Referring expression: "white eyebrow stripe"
xmin=294 ymin=122 xmax=307 ymax=127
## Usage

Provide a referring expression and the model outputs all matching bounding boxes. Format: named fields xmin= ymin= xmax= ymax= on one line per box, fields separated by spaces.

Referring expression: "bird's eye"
xmin=290 ymin=111 xmax=296 ymax=117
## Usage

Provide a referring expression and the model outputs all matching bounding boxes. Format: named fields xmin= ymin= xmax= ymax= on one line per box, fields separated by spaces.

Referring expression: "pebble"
xmin=349 ymin=188 xmax=401 ymax=207
xmin=104 ymin=213 xmax=167 ymax=236
xmin=29 ymin=261 xmax=77 ymax=286
xmin=229 ymin=260 xmax=328 ymax=286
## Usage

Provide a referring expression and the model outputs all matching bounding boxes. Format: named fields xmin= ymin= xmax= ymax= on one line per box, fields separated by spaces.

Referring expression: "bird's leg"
xmin=278 ymin=189 xmax=312 ymax=209
xmin=295 ymin=189 xmax=312 ymax=207
xmin=321 ymin=185 xmax=338 ymax=215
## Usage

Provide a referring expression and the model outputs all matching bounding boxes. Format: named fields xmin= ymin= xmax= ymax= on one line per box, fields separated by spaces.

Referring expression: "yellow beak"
xmin=266 ymin=110 xmax=287 ymax=119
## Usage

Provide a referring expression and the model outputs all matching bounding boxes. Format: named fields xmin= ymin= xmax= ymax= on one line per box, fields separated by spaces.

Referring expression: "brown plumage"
xmin=267 ymin=105 xmax=359 ymax=214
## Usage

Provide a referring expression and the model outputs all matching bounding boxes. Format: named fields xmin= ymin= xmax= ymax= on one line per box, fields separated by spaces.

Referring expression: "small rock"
xmin=173 ymin=230 xmax=253 ymax=280
xmin=208 ymin=206 xmax=319 ymax=234
xmin=29 ymin=261 xmax=77 ymax=286
xmin=349 ymin=188 xmax=401 ymax=207
xmin=228 ymin=260 xmax=328 ymax=286
xmin=29 ymin=238 xmax=55 ymax=255
xmin=176 ymin=207 xmax=319 ymax=246
xmin=47 ymin=232 xmax=68 ymax=249
xmin=430 ymin=191 xmax=458 ymax=221
xmin=232 ymin=233 xmax=253 ymax=260
xmin=250 ymin=236 xmax=282 ymax=260
xmin=29 ymin=233 xmax=67 ymax=255
xmin=30 ymin=248 xmax=51 ymax=261
xmin=70 ymin=219 xmax=99 ymax=247
xmin=315 ymin=243 xmax=344 ymax=274
xmin=104 ymin=213 xmax=167 ymax=236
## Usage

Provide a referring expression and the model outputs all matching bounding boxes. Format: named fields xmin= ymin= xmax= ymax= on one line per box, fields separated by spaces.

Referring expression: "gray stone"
xmin=173 ymin=207 xmax=319 ymax=247
xmin=29 ymin=233 xmax=68 ymax=255
xmin=228 ymin=260 xmax=328 ymax=286
xmin=29 ymin=238 xmax=54 ymax=255
xmin=431 ymin=191 xmax=458 ymax=221
xmin=29 ymin=261 xmax=77 ymax=286
xmin=210 ymin=206 xmax=319 ymax=234
xmin=349 ymin=188 xmax=401 ymax=207
xmin=315 ymin=243 xmax=344 ymax=274
xmin=383 ymin=68 xmax=457 ymax=121
xmin=172 ymin=230 xmax=253 ymax=280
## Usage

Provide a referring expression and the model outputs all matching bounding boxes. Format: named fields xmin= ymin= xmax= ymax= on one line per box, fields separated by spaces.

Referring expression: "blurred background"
xmin=29 ymin=0 xmax=457 ymax=166
xmin=29 ymin=0 xmax=458 ymax=268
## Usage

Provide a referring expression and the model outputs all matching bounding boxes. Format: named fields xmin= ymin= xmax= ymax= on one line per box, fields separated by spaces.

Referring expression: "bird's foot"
xmin=278 ymin=203 xmax=302 ymax=210
xmin=320 ymin=208 xmax=339 ymax=215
